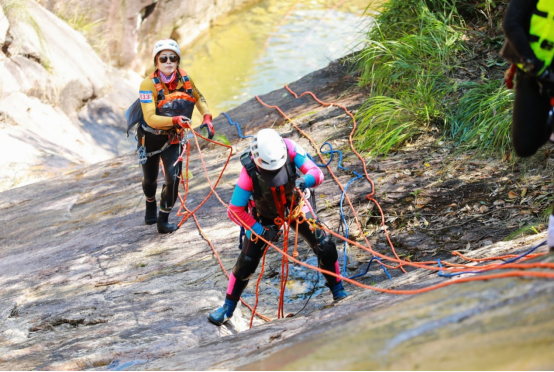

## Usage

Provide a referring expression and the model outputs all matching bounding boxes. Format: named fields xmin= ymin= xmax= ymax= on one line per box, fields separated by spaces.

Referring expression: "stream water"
xmin=181 ymin=0 xmax=373 ymax=122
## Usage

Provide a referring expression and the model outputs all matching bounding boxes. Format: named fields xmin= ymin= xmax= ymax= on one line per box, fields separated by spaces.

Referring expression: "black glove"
xmin=295 ymin=177 xmax=306 ymax=191
xmin=263 ymin=225 xmax=281 ymax=243
xmin=539 ymin=67 xmax=554 ymax=84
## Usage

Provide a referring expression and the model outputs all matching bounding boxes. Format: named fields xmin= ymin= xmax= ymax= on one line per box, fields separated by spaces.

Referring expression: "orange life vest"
xmin=149 ymin=68 xmax=197 ymax=119
xmin=148 ymin=68 xmax=197 ymax=144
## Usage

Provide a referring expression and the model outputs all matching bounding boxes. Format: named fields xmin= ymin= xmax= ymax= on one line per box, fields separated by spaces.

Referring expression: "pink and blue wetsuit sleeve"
xmin=227 ymin=167 xmax=265 ymax=239
xmin=284 ymin=138 xmax=324 ymax=187
xmin=227 ymin=139 xmax=323 ymax=237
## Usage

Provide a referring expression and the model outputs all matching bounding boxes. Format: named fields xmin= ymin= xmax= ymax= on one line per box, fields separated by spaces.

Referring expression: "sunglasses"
xmin=159 ymin=55 xmax=179 ymax=63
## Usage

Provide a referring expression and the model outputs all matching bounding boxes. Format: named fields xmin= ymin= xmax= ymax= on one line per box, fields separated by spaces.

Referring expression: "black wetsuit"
xmin=226 ymin=211 xmax=339 ymax=301
xmin=503 ymin=0 xmax=552 ymax=157
xmin=137 ymin=127 xmax=182 ymax=211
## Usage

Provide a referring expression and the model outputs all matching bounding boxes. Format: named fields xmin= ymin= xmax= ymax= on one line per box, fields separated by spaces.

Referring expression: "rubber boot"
xmin=207 ymin=298 xmax=237 ymax=326
xmin=157 ymin=211 xmax=178 ymax=234
xmin=145 ymin=200 xmax=158 ymax=225
xmin=330 ymin=282 xmax=350 ymax=302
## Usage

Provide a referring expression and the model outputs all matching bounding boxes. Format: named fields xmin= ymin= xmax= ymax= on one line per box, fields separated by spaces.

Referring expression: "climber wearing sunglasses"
xmin=137 ymin=39 xmax=216 ymax=234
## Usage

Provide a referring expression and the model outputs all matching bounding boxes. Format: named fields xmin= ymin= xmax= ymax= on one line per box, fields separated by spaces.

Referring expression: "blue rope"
xmin=222 ymin=112 xmax=254 ymax=139
xmin=223 ymin=113 xmax=253 ymax=249
xmin=308 ymin=143 xmax=389 ymax=281
xmin=349 ymin=256 xmax=392 ymax=280
xmin=437 ymin=240 xmax=547 ymax=277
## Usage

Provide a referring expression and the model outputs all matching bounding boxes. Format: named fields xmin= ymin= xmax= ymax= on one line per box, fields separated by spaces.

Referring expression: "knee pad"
xmin=233 ymin=253 xmax=261 ymax=281
xmin=317 ymin=237 xmax=338 ymax=265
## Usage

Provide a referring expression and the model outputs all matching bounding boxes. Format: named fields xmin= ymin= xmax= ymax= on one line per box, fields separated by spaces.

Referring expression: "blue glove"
xmin=295 ymin=177 xmax=306 ymax=191
xmin=246 ymin=222 xmax=265 ymax=240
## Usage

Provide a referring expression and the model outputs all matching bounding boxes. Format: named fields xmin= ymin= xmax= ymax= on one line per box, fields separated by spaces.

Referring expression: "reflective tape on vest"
xmin=527 ymin=0 xmax=554 ymax=74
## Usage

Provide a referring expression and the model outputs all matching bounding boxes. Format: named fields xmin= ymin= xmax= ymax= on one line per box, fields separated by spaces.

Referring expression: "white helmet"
xmin=251 ymin=129 xmax=287 ymax=171
xmin=152 ymin=39 xmax=181 ymax=59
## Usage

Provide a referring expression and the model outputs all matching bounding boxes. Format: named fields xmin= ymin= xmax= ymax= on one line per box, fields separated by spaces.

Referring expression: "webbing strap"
xmin=140 ymin=122 xmax=172 ymax=136
xmin=271 ymin=186 xmax=286 ymax=222
xmin=240 ymin=152 xmax=262 ymax=198
xmin=151 ymin=70 xmax=194 ymax=104
xmin=146 ymin=140 xmax=171 ymax=157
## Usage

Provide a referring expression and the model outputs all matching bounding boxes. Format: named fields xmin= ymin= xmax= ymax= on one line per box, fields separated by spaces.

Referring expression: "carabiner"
xmin=138 ymin=145 xmax=147 ymax=165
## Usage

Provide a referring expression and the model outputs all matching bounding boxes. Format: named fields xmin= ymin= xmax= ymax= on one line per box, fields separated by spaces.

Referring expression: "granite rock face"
xmin=1 ymin=58 xmax=553 ymax=370
xmin=0 ymin=0 xmax=141 ymax=192
xmin=40 ymin=0 xmax=259 ymax=74
xmin=0 ymin=6 xmax=9 ymax=47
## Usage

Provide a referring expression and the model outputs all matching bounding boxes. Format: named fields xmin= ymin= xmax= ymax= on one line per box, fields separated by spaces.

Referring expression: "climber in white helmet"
xmin=207 ymin=128 xmax=349 ymax=326
xmin=137 ymin=39 xmax=215 ymax=234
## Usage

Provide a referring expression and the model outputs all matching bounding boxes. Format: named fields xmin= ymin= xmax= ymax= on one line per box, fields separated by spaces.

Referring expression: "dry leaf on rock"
xmin=521 ymin=188 xmax=527 ymax=197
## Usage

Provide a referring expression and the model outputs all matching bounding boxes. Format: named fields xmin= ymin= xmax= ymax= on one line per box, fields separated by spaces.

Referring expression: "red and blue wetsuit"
xmin=224 ymin=138 xmax=341 ymax=301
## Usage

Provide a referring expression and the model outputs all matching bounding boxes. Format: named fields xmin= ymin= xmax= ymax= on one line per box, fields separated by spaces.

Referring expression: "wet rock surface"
xmin=1 ymin=59 xmax=554 ymax=370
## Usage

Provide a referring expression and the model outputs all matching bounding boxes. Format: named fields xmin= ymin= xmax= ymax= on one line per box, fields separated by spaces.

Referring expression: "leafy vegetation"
xmin=1 ymin=0 xmax=52 ymax=72
xmin=354 ymin=0 xmax=513 ymax=158
xmin=450 ymin=79 xmax=514 ymax=155
xmin=50 ymin=1 xmax=110 ymax=60
xmin=0 ymin=0 xmax=26 ymax=20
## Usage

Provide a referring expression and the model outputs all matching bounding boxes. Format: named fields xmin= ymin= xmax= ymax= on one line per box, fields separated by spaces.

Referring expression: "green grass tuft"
xmin=504 ymin=223 xmax=545 ymax=241
xmin=354 ymin=0 xmax=514 ymax=158
xmin=355 ymin=1 xmax=465 ymax=156
xmin=50 ymin=1 xmax=110 ymax=60
xmin=449 ymin=79 xmax=514 ymax=156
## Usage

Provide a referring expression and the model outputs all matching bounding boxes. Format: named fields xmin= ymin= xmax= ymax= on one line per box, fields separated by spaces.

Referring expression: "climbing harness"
xmin=240 ymin=149 xmax=297 ymax=219
xmin=135 ymin=120 xmax=190 ymax=163
xmin=150 ymin=69 xmax=196 ymax=122
xmin=125 ymin=68 xmax=195 ymax=137
xmin=138 ymin=137 xmax=147 ymax=165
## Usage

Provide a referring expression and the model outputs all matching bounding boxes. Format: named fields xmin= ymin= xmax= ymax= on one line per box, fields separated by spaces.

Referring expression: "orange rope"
xmin=186 ymin=131 xmax=553 ymax=324
xmin=155 ymin=87 xmax=553 ymax=330
xmin=283 ymin=86 xmax=407 ymax=271
xmin=159 ymin=134 xmax=270 ymax=323
xmin=188 ymin=210 xmax=271 ymax=322
xmin=250 ymin=247 xmax=270 ymax=328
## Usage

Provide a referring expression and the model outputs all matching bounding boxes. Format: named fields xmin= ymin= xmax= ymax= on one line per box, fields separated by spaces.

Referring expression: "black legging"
xmin=138 ymin=127 xmax=182 ymax=211
xmin=512 ymin=71 xmax=552 ymax=157
xmin=226 ymin=212 xmax=339 ymax=301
